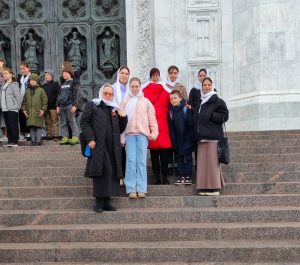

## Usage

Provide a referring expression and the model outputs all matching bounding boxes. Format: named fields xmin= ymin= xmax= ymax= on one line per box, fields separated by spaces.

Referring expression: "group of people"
xmin=79 ymin=65 xmax=229 ymax=213
xmin=0 ymin=60 xmax=82 ymax=146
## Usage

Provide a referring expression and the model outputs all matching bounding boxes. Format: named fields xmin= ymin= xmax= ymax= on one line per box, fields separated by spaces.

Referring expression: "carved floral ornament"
xmin=95 ymin=0 xmax=119 ymax=17
xmin=19 ymin=0 xmax=42 ymax=18
xmin=62 ymin=0 xmax=86 ymax=17
xmin=0 ymin=0 xmax=10 ymax=20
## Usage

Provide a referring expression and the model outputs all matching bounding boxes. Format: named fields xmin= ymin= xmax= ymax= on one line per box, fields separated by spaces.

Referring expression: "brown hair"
xmin=168 ymin=65 xmax=179 ymax=73
xmin=170 ymin=89 xmax=182 ymax=98
xmin=19 ymin=61 xmax=29 ymax=68
xmin=119 ymin=66 xmax=130 ymax=74
xmin=3 ymin=67 xmax=16 ymax=82
xmin=129 ymin=77 xmax=141 ymax=86
xmin=149 ymin=68 xmax=160 ymax=78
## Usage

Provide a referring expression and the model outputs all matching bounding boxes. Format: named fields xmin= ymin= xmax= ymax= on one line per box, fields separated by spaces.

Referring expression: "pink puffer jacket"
xmin=120 ymin=95 xmax=159 ymax=142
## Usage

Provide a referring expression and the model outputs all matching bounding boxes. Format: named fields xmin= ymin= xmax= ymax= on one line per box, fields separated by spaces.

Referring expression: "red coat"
xmin=143 ymin=82 xmax=172 ymax=149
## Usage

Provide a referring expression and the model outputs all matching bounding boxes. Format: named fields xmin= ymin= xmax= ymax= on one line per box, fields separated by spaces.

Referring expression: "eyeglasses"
xmin=103 ymin=92 xmax=114 ymax=96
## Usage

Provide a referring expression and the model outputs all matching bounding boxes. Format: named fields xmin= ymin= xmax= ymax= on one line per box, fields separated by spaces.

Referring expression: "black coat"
xmin=168 ymin=100 xmax=194 ymax=155
xmin=188 ymin=87 xmax=201 ymax=111
xmin=80 ymin=101 xmax=127 ymax=180
xmin=42 ymin=81 xmax=60 ymax=109
xmin=194 ymin=94 xmax=229 ymax=141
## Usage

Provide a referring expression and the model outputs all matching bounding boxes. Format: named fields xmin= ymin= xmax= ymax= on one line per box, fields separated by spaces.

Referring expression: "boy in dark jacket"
xmin=168 ymin=90 xmax=194 ymax=185
xmin=56 ymin=67 xmax=79 ymax=145
xmin=42 ymin=69 xmax=60 ymax=140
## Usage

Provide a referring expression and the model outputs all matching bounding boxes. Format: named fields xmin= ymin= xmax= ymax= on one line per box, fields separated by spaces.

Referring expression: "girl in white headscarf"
xmin=112 ymin=66 xmax=130 ymax=107
xmin=120 ymin=77 xmax=158 ymax=199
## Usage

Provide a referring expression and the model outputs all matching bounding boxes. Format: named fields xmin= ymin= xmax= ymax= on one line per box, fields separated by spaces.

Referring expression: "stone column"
xmin=229 ymin=0 xmax=300 ymax=131
xmin=126 ymin=0 xmax=155 ymax=83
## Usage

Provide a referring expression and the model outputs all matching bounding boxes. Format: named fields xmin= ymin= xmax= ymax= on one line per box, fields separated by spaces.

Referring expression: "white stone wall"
xmin=126 ymin=0 xmax=300 ymax=131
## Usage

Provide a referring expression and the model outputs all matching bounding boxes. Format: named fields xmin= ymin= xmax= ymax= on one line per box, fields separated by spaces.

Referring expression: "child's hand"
xmin=71 ymin=106 xmax=77 ymax=113
xmin=148 ymin=135 xmax=155 ymax=141
xmin=56 ymin=107 xmax=60 ymax=114
xmin=186 ymin=103 xmax=192 ymax=109
xmin=38 ymin=110 xmax=44 ymax=117
xmin=23 ymin=111 xmax=28 ymax=118
xmin=88 ymin=140 xmax=96 ymax=149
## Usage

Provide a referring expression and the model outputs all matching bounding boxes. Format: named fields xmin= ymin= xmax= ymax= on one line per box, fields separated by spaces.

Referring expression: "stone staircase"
xmin=0 ymin=130 xmax=299 ymax=264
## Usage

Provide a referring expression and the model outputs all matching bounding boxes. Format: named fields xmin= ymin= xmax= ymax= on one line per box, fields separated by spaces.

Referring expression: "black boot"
xmin=162 ymin=175 xmax=170 ymax=185
xmin=154 ymin=175 xmax=162 ymax=185
xmin=103 ymin=197 xmax=117 ymax=211
xmin=93 ymin=197 xmax=103 ymax=213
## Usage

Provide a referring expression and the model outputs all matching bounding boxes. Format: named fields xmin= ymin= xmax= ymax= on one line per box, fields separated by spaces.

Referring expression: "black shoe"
xmin=103 ymin=197 xmax=116 ymax=211
xmin=31 ymin=142 xmax=36 ymax=146
xmin=154 ymin=179 xmax=162 ymax=185
xmin=162 ymin=177 xmax=170 ymax=185
xmin=93 ymin=197 xmax=103 ymax=213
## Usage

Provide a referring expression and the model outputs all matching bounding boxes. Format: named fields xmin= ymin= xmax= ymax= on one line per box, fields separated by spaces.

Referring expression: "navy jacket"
xmin=168 ymin=100 xmax=194 ymax=156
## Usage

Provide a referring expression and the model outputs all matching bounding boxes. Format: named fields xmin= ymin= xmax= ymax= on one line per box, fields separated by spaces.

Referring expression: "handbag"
xmin=218 ymin=121 xmax=230 ymax=164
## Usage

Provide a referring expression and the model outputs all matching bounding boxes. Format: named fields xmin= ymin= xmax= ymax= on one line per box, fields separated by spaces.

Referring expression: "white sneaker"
xmin=19 ymin=135 xmax=26 ymax=141
xmin=205 ymin=191 xmax=220 ymax=196
xmin=0 ymin=136 xmax=8 ymax=142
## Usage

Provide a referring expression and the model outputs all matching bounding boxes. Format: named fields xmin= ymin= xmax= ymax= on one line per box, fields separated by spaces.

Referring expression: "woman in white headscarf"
xmin=194 ymin=77 xmax=228 ymax=196
xmin=112 ymin=66 xmax=130 ymax=181
xmin=120 ymin=77 xmax=158 ymax=199
xmin=80 ymin=83 xmax=127 ymax=212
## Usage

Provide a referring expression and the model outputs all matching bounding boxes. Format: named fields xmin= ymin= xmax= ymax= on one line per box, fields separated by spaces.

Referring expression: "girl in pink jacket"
xmin=121 ymin=77 xmax=158 ymax=199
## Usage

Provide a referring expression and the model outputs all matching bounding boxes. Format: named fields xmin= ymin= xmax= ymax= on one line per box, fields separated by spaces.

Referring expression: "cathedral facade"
xmin=0 ymin=0 xmax=299 ymax=131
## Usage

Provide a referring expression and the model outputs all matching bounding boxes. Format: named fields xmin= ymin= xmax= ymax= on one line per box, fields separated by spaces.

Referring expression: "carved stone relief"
xmin=15 ymin=0 xmax=47 ymax=22
xmin=0 ymin=0 xmax=10 ymax=21
xmin=64 ymin=29 xmax=87 ymax=73
xmin=61 ymin=0 xmax=88 ymax=20
xmin=136 ymin=0 xmax=154 ymax=82
xmin=0 ymin=30 xmax=11 ymax=66
xmin=94 ymin=0 xmax=119 ymax=17
xmin=97 ymin=27 xmax=120 ymax=78
xmin=20 ymin=29 xmax=44 ymax=74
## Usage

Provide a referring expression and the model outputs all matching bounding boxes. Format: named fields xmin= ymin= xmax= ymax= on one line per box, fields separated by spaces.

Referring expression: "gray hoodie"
xmin=1 ymin=81 xmax=22 ymax=111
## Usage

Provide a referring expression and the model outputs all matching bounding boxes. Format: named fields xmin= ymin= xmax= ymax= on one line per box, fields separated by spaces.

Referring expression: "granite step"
xmin=0 ymin=240 xmax=299 ymax=263
xmin=1 ymin=194 xmax=300 ymax=211
xmin=1 ymin=207 xmax=299 ymax=226
xmin=1 ymin=262 xmax=299 ymax=265
xmin=0 ymin=182 xmax=299 ymax=197
xmin=1 ymin=222 xmax=299 ymax=243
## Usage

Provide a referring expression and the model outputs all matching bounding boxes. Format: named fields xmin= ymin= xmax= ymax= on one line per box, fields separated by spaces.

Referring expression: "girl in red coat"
xmin=143 ymin=68 xmax=172 ymax=184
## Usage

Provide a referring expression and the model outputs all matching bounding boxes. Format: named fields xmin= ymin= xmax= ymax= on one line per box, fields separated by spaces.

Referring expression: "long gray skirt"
xmin=196 ymin=141 xmax=225 ymax=190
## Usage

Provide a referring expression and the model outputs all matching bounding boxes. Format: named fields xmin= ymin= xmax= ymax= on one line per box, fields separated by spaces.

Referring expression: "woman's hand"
xmin=71 ymin=106 xmax=77 ymax=113
xmin=118 ymin=110 xmax=126 ymax=117
xmin=88 ymin=140 xmax=96 ymax=149
xmin=23 ymin=111 xmax=29 ymax=118
xmin=148 ymin=134 xmax=155 ymax=141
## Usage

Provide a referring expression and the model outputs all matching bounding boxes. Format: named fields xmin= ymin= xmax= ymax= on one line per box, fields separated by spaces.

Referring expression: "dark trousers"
xmin=4 ymin=111 xmax=19 ymax=144
xmin=18 ymin=110 xmax=28 ymax=134
xmin=176 ymin=152 xmax=193 ymax=177
xmin=150 ymin=149 xmax=169 ymax=182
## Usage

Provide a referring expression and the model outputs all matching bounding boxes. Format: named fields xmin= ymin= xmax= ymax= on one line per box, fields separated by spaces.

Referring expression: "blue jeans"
xmin=125 ymin=134 xmax=148 ymax=193
xmin=176 ymin=152 xmax=193 ymax=177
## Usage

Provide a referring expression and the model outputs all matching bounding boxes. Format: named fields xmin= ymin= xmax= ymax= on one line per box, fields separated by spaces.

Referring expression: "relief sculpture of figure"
xmin=99 ymin=30 xmax=119 ymax=72
xmin=64 ymin=32 xmax=85 ymax=72
xmin=22 ymin=32 xmax=43 ymax=72
xmin=0 ymin=36 xmax=9 ymax=63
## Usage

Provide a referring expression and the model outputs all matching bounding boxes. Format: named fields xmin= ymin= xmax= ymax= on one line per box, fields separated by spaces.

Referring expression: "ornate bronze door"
xmin=0 ymin=0 xmax=126 ymax=99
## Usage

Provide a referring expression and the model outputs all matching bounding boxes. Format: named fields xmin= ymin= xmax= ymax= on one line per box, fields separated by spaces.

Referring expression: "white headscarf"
xmin=200 ymin=87 xmax=217 ymax=106
xmin=124 ymin=87 xmax=143 ymax=122
xmin=193 ymin=81 xmax=202 ymax=91
xmin=92 ymin=83 xmax=119 ymax=109
xmin=113 ymin=67 xmax=130 ymax=106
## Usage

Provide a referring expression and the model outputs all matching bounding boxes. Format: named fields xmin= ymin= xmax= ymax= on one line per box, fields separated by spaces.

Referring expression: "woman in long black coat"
xmin=80 ymin=83 xmax=127 ymax=212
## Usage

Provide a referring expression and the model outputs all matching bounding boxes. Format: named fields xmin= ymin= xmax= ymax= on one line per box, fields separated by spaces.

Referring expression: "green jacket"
xmin=22 ymin=85 xmax=48 ymax=128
